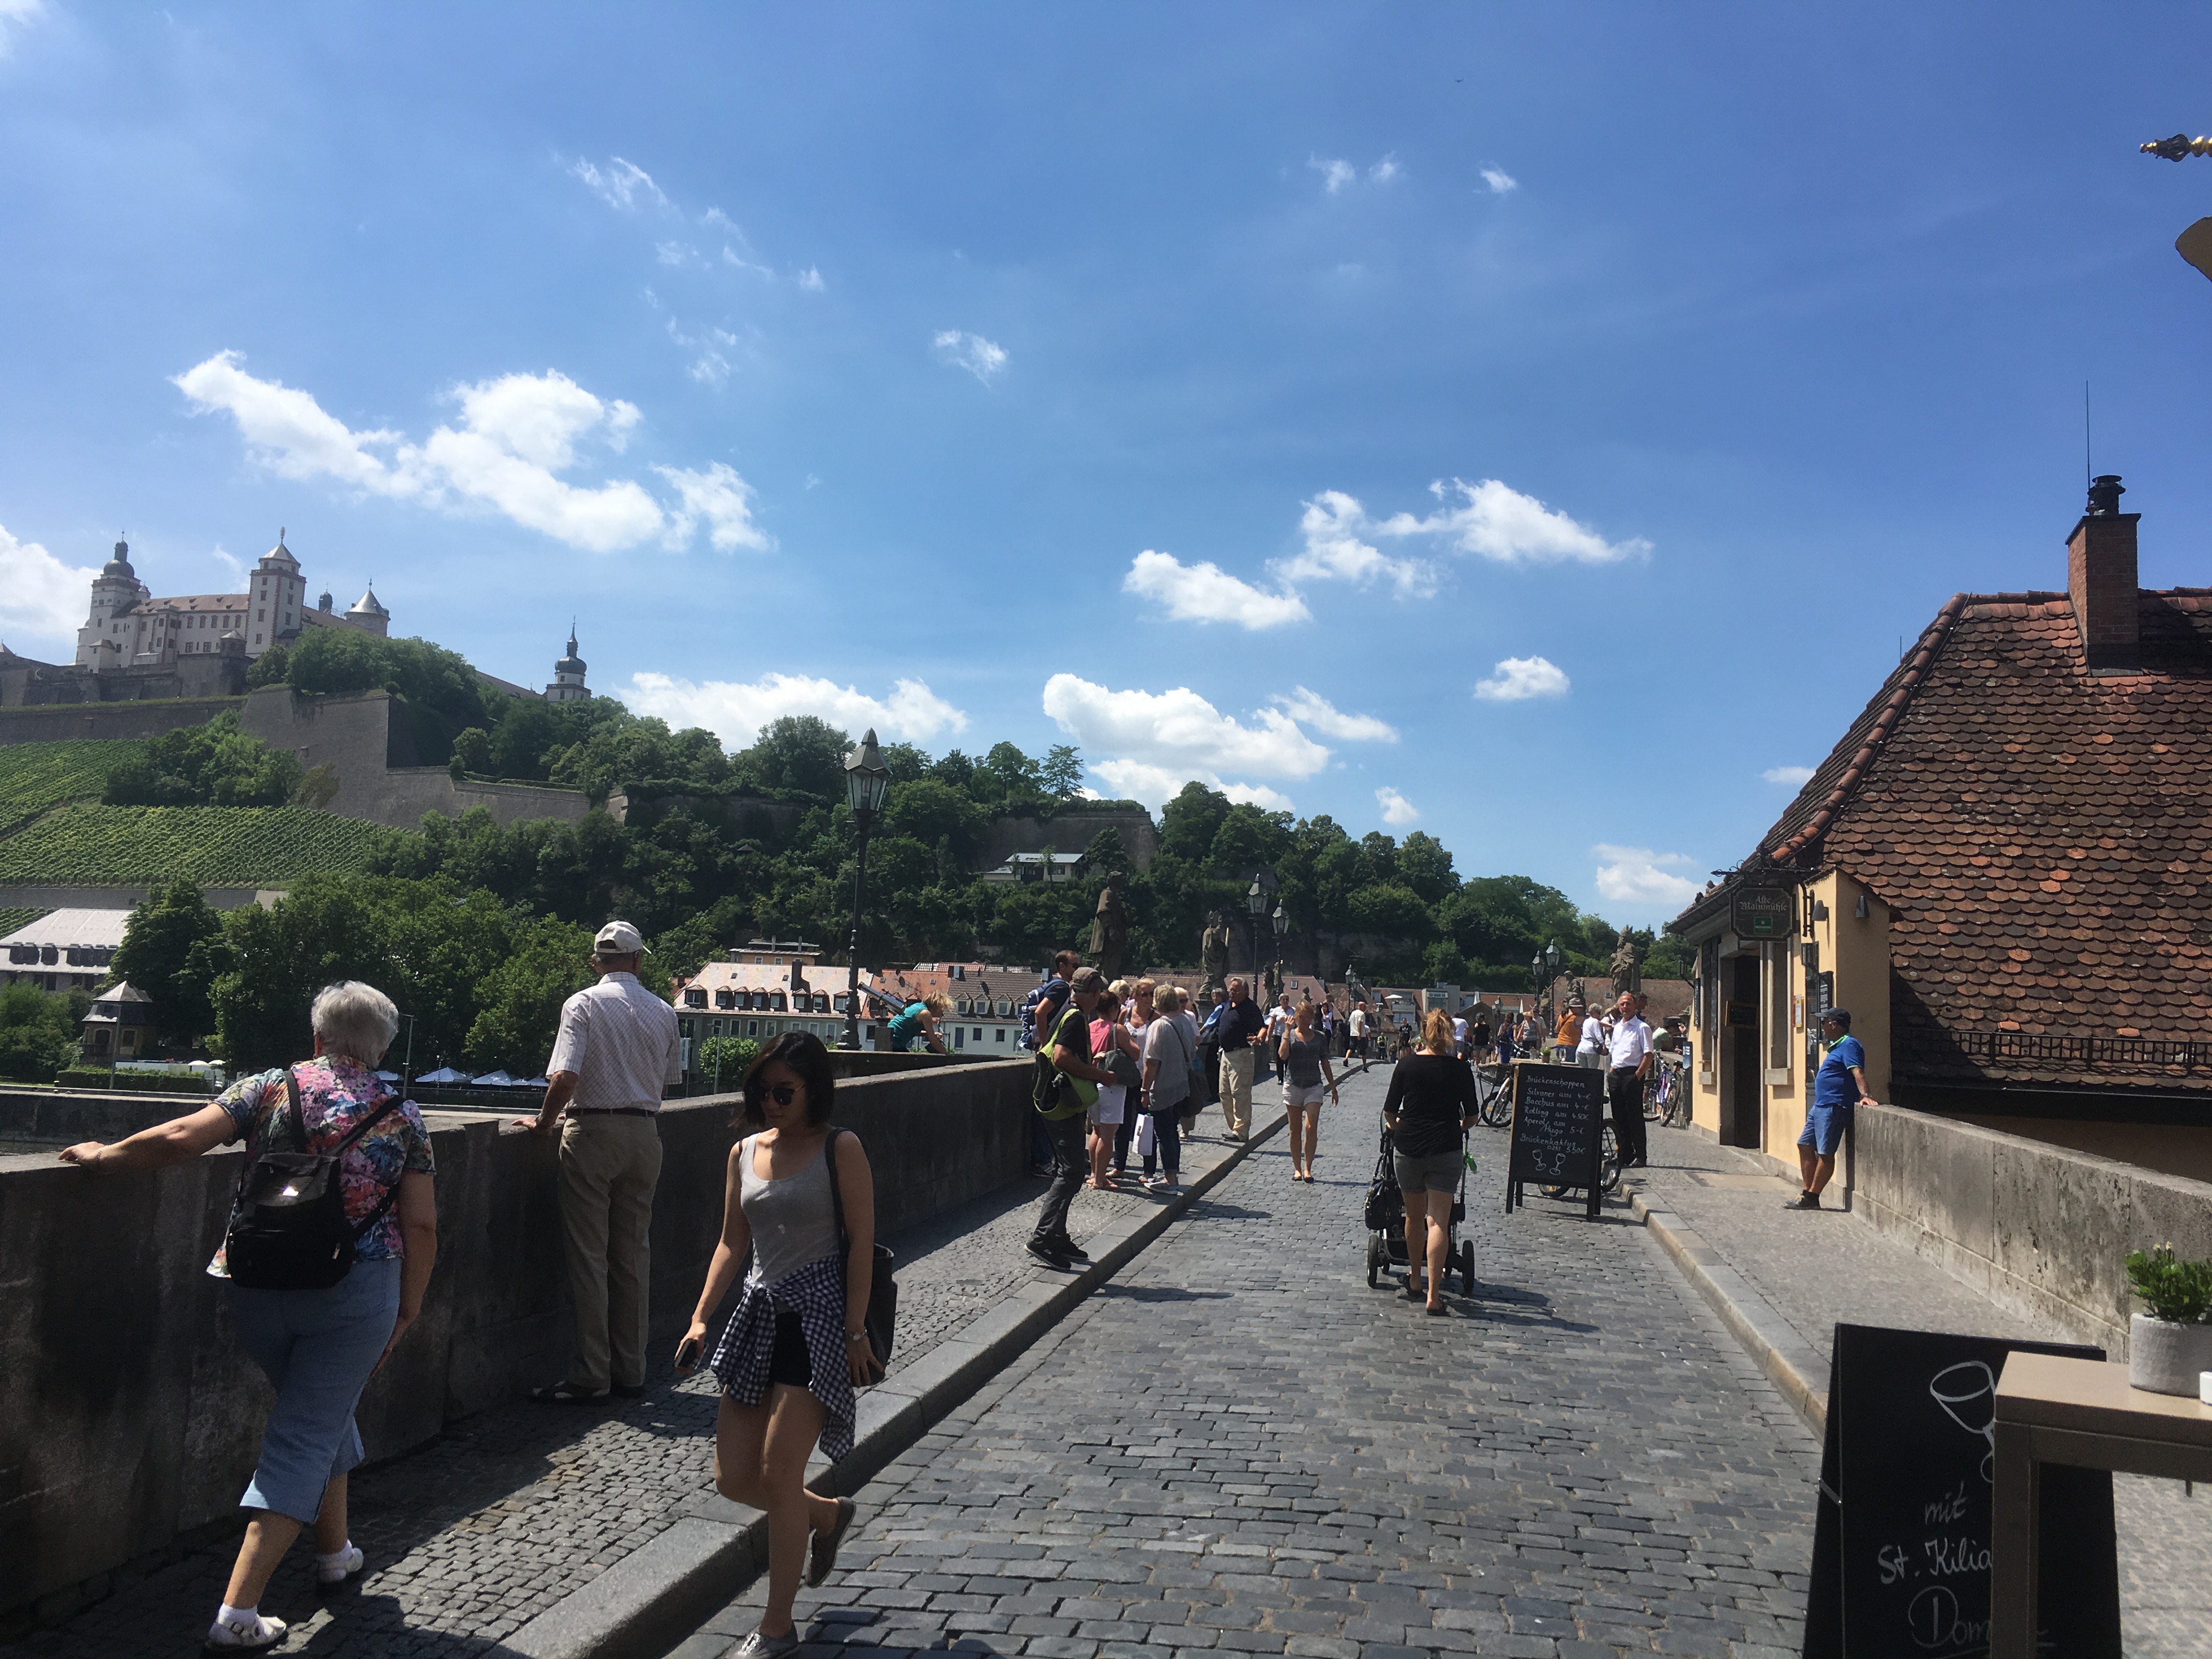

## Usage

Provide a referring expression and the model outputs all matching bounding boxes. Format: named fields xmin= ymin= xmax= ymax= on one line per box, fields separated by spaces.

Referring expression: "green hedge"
xmin=54 ymin=1067 xmax=216 ymax=1095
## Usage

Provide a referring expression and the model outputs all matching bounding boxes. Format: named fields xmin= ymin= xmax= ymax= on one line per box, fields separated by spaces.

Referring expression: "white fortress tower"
xmin=249 ymin=532 xmax=308 ymax=655
xmin=546 ymin=628 xmax=590 ymax=702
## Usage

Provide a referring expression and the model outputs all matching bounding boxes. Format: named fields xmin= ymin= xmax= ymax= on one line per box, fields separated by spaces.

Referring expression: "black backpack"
xmin=223 ymin=1070 xmax=403 ymax=1290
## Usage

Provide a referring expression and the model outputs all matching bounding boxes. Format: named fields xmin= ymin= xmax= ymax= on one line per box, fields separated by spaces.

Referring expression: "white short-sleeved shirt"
xmin=548 ymin=971 xmax=683 ymax=1111
xmin=1348 ymin=1009 xmax=1366 ymax=1036
xmin=1607 ymin=1015 xmax=1654 ymax=1070
xmin=1578 ymin=1014 xmax=1605 ymax=1053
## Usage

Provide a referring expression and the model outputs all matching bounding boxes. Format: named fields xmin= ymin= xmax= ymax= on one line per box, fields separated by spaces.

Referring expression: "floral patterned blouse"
xmin=205 ymin=1056 xmax=436 ymax=1278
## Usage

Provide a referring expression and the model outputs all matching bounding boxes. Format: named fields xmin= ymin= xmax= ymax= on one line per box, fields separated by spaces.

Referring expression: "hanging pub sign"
xmin=1732 ymin=885 xmax=1794 ymax=940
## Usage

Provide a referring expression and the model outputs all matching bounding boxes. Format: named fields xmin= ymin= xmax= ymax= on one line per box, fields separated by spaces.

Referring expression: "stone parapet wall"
xmin=1854 ymin=1101 xmax=2212 ymax=1357
xmin=0 ymin=1058 xmax=1030 ymax=1620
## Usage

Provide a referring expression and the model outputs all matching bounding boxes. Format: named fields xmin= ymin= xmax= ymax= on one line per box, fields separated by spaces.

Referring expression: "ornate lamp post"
xmin=839 ymin=729 xmax=890 ymax=1051
xmin=1539 ymin=939 xmax=1564 ymax=1035
xmin=1246 ymin=876 xmax=1269 ymax=986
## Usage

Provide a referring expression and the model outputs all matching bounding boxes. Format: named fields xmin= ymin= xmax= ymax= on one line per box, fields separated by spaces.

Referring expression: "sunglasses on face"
xmin=769 ymin=1083 xmax=800 ymax=1105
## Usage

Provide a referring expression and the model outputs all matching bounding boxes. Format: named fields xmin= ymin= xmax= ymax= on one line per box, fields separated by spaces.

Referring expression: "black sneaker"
xmin=1786 ymin=1191 xmax=1821 ymax=1210
xmin=1025 ymin=1238 xmax=1074 ymax=1269
xmin=1048 ymin=1237 xmax=1091 ymax=1261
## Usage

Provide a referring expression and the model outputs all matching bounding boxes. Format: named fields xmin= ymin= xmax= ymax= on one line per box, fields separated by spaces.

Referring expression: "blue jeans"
xmin=227 ymin=1257 xmax=402 ymax=1523
xmin=1141 ymin=1103 xmax=1182 ymax=1178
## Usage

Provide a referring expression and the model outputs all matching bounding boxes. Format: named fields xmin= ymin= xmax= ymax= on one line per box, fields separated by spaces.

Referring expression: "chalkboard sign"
xmin=1805 ymin=1323 xmax=2119 ymax=1659
xmin=1504 ymin=1061 xmax=1604 ymax=1220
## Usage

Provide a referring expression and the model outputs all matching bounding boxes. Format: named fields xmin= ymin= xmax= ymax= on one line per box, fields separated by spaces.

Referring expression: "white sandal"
xmin=204 ymin=1611 xmax=287 ymax=1652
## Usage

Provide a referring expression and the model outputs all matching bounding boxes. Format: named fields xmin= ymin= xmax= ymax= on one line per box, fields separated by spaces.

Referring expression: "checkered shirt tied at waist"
xmin=547 ymin=971 xmax=682 ymax=1111
xmin=708 ymin=1251 xmax=857 ymax=1462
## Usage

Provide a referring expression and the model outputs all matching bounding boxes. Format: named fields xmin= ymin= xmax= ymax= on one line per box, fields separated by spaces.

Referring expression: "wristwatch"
xmin=844 ymin=1329 xmax=868 ymax=1346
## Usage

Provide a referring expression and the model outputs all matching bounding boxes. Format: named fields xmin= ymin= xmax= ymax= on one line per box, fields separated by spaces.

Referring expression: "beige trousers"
xmin=1218 ymin=1047 xmax=1255 ymax=1137
xmin=557 ymin=1112 xmax=663 ymax=1392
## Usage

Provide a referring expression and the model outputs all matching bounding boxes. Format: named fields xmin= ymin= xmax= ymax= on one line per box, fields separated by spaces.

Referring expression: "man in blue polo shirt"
xmin=1793 ymin=1008 xmax=1878 ymax=1210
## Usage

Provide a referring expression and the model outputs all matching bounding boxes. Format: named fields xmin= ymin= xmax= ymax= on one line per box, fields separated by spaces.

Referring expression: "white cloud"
xmin=657 ymin=241 xmax=700 ymax=268
xmin=654 ymin=462 xmax=771 ymax=551
xmin=0 ymin=0 xmax=44 ymax=55
xmin=721 ymin=245 xmax=774 ymax=279
xmin=1375 ymin=786 xmax=1419 ymax=826
xmin=0 ymin=523 xmax=96 ymax=648
xmin=1762 ymin=764 xmax=1816 ymax=786
xmin=797 ymin=267 xmax=825 ymax=292
xmin=933 ymin=330 xmax=1007 ymax=383
xmin=570 ymin=156 xmax=667 ymax=211
xmin=1380 ymin=478 xmax=1648 ymax=565
xmin=1277 ymin=490 xmax=1434 ymax=597
xmin=1272 ymin=687 xmax=1397 ymax=743
xmin=1480 ymin=166 xmax=1518 ymax=195
xmin=701 ymin=207 xmax=738 ymax=232
xmin=1473 ymin=656 xmax=1570 ymax=702
xmin=1370 ymin=154 xmax=1401 ymax=184
xmin=1122 ymin=550 xmax=1311 ymax=630
xmin=622 ymin=671 xmax=966 ymax=751
xmin=1310 ymin=156 xmax=1356 ymax=194
xmin=1088 ymin=758 xmax=1291 ymax=814
xmin=173 ymin=352 xmax=764 ymax=556
xmin=1593 ymin=844 xmax=1701 ymax=908
xmin=1042 ymin=674 xmax=1332 ymax=781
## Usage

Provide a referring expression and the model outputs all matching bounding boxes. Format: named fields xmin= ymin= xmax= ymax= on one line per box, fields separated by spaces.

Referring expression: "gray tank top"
xmin=740 ymin=1132 xmax=841 ymax=1288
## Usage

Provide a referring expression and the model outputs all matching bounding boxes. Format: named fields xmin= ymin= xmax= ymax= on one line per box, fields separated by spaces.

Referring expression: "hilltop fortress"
xmin=1 ymin=531 xmax=589 ymax=710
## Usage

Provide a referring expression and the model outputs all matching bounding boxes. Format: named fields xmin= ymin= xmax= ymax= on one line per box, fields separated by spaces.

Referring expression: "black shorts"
xmin=769 ymin=1308 xmax=811 ymax=1388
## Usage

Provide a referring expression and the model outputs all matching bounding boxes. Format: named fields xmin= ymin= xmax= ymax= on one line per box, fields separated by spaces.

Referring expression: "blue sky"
xmin=5 ymin=3 xmax=2212 ymax=924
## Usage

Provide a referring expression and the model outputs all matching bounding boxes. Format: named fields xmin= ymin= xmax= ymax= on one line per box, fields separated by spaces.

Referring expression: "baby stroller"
xmin=1363 ymin=1109 xmax=1477 ymax=1292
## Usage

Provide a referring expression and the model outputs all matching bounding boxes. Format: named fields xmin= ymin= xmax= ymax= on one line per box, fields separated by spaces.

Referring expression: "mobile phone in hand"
xmin=674 ymin=1335 xmax=703 ymax=1374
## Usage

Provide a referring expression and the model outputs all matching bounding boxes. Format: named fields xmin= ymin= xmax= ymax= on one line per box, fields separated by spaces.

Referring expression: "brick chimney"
xmin=2068 ymin=473 xmax=2140 ymax=672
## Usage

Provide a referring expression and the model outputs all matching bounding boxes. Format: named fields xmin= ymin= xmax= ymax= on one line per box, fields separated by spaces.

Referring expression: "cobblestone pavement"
xmin=7 ymin=1124 xmax=1219 ymax=1659
xmin=1626 ymin=1126 xmax=2211 ymax=1659
xmin=693 ymin=1066 xmax=1825 ymax=1658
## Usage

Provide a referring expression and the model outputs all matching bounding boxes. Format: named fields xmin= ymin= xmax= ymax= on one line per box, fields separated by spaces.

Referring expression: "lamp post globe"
xmin=840 ymin=729 xmax=891 ymax=1051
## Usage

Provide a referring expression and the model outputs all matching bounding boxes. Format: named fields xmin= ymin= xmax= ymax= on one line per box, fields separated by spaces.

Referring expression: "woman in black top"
xmin=1383 ymin=1007 xmax=1480 ymax=1313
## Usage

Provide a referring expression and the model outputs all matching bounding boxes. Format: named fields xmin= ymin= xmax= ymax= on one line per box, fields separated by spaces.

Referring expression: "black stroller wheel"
xmin=1459 ymin=1238 xmax=1475 ymax=1291
xmin=1365 ymin=1233 xmax=1382 ymax=1286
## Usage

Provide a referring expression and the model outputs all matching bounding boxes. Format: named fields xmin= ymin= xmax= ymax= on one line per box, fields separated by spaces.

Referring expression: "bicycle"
xmin=1645 ymin=1058 xmax=1690 ymax=1128
xmin=1539 ymin=1123 xmax=1622 ymax=1202
xmin=1473 ymin=1062 xmax=1512 ymax=1128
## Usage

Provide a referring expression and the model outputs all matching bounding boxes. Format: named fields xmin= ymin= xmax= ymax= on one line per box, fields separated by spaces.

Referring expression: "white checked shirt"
xmin=548 ymin=972 xmax=682 ymax=1111
xmin=1607 ymin=1015 xmax=1654 ymax=1071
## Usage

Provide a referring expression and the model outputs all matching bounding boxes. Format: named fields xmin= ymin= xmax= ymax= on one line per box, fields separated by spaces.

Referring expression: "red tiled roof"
xmin=1741 ymin=588 xmax=2212 ymax=1090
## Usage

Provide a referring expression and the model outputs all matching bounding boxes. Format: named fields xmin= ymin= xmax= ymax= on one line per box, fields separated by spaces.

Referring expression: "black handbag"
xmin=224 ymin=1071 xmax=401 ymax=1290
xmin=823 ymin=1126 xmax=897 ymax=1374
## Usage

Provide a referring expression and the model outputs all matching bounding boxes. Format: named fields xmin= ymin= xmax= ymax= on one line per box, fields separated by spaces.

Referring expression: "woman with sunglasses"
xmin=676 ymin=1034 xmax=876 ymax=1658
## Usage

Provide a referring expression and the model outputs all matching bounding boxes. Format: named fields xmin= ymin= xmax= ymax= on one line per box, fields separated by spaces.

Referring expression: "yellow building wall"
xmin=1685 ymin=870 xmax=1891 ymax=1153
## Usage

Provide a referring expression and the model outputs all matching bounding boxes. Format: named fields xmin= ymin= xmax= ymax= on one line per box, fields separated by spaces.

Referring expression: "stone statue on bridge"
xmin=1610 ymin=927 xmax=1643 ymax=998
xmin=1091 ymin=882 xmax=1130 ymax=982
xmin=1200 ymin=910 xmax=1230 ymax=998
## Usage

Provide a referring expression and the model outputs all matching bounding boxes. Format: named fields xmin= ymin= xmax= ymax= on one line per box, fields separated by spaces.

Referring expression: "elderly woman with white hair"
xmin=61 ymin=980 xmax=438 ymax=1654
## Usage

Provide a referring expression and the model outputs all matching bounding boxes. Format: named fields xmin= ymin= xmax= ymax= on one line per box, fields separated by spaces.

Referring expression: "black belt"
xmin=572 ymin=1107 xmax=658 ymax=1118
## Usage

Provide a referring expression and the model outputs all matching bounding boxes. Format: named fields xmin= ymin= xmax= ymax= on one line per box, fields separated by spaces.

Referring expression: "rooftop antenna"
xmin=2084 ymin=381 xmax=2091 ymax=490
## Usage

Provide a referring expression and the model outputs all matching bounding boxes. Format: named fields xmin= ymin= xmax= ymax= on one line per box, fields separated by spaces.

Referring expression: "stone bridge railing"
xmin=0 ymin=1057 xmax=1031 ymax=1623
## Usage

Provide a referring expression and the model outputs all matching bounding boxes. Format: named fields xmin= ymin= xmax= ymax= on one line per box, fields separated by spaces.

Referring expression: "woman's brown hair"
xmin=735 ymin=1031 xmax=837 ymax=1129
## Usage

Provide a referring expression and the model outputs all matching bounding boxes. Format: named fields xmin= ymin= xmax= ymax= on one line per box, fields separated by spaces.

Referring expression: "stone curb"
xmin=503 ymin=1109 xmax=1290 ymax=1659
xmin=1626 ymin=1186 xmax=1831 ymax=1435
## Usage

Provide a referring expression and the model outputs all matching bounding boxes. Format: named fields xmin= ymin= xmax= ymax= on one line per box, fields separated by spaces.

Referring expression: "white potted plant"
xmin=2124 ymin=1244 xmax=2212 ymax=1395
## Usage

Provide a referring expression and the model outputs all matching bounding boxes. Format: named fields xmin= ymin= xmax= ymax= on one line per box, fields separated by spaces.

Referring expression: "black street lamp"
xmin=1246 ymin=876 xmax=1269 ymax=986
xmin=839 ymin=729 xmax=891 ymax=1051
xmin=1538 ymin=939 xmax=1564 ymax=1025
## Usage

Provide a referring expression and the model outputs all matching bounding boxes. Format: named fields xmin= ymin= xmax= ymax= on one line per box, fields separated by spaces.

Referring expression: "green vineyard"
xmin=0 ymin=907 xmax=52 ymax=938
xmin=0 ymin=740 xmax=145 ymax=825
xmin=0 ymin=804 xmax=385 ymax=887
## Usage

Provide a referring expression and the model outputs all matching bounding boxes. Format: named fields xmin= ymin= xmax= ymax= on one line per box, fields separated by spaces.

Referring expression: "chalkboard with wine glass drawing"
xmin=1804 ymin=1324 xmax=2119 ymax=1659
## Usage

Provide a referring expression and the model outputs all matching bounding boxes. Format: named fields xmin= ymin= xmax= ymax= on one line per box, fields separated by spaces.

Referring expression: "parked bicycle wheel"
xmin=1476 ymin=1067 xmax=1511 ymax=1128
xmin=1539 ymin=1123 xmax=1622 ymax=1201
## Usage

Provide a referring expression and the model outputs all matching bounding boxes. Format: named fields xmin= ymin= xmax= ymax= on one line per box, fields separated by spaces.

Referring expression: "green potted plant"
xmin=2124 ymin=1244 xmax=2212 ymax=1395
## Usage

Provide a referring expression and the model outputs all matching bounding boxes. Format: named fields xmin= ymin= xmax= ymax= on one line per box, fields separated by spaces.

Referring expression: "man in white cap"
xmin=514 ymin=920 xmax=682 ymax=1404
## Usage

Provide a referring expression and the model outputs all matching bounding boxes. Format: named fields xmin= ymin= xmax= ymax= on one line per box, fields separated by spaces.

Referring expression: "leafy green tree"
xmin=1040 ymin=744 xmax=1085 ymax=800
xmin=1159 ymin=782 xmax=1231 ymax=862
xmin=465 ymin=914 xmax=599 ymax=1073
xmin=450 ymin=727 xmax=492 ymax=776
xmin=879 ymin=742 xmax=932 ymax=784
xmin=696 ymin=1035 xmax=760 ymax=1090
xmin=738 ymin=716 xmax=850 ymax=799
xmin=1395 ymin=832 xmax=1458 ymax=904
xmin=104 ymin=712 xmax=303 ymax=807
xmin=880 ymin=778 xmax=981 ymax=865
xmin=971 ymin=742 xmax=1043 ymax=809
xmin=109 ymin=881 xmax=221 ymax=1045
xmin=0 ymin=983 xmax=82 ymax=1080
